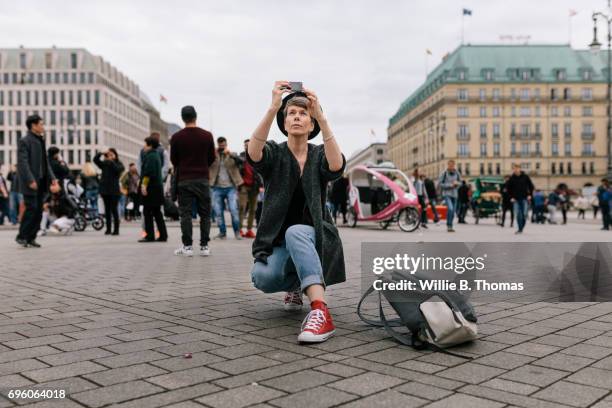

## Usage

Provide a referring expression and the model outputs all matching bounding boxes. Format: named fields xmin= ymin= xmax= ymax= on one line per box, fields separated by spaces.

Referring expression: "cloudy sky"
xmin=0 ymin=0 xmax=607 ymax=157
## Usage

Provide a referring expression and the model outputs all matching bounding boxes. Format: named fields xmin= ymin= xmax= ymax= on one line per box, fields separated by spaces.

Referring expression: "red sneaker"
xmin=298 ymin=303 xmax=335 ymax=343
xmin=245 ymin=229 xmax=256 ymax=238
xmin=239 ymin=229 xmax=246 ymax=237
xmin=283 ymin=290 xmax=303 ymax=311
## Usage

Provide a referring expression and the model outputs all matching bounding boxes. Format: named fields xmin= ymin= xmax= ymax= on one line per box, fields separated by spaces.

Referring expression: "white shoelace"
xmin=302 ymin=309 xmax=326 ymax=332
xmin=285 ymin=291 xmax=302 ymax=304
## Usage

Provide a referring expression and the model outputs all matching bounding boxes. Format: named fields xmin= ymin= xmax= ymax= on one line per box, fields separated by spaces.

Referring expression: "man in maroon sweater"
xmin=170 ymin=106 xmax=216 ymax=256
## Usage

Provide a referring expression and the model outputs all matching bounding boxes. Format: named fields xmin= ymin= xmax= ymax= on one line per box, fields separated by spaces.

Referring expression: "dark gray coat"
xmin=247 ymin=141 xmax=346 ymax=287
xmin=17 ymin=131 xmax=56 ymax=196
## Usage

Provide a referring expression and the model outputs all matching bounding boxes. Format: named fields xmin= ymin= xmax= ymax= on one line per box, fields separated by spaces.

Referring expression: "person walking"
xmin=94 ymin=148 xmax=125 ymax=235
xmin=597 ymin=179 xmax=610 ymax=230
xmin=80 ymin=162 xmax=99 ymax=215
xmin=330 ymin=175 xmax=349 ymax=225
xmin=559 ymin=186 xmax=570 ymax=225
xmin=457 ymin=180 xmax=470 ymax=224
xmin=170 ymin=106 xmax=216 ymax=257
xmin=247 ymin=82 xmax=346 ymax=343
xmin=7 ymin=164 xmax=22 ymax=225
xmin=590 ymin=192 xmax=599 ymax=219
xmin=0 ymin=169 xmax=9 ymax=225
xmin=210 ymin=137 xmax=244 ymax=240
xmin=438 ymin=160 xmax=461 ymax=232
xmin=16 ymin=114 xmax=60 ymax=247
xmin=575 ymin=194 xmax=589 ymax=220
xmin=238 ymin=139 xmax=261 ymax=238
xmin=499 ymin=175 xmax=514 ymax=227
xmin=138 ymin=137 xmax=168 ymax=243
xmin=412 ymin=170 xmax=429 ymax=228
xmin=547 ymin=189 xmax=560 ymax=225
xmin=121 ymin=163 xmax=141 ymax=221
xmin=506 ymin=163 xmax=534 ymax=234
xmin=533 ymin=189 xmax=546 ymax=223
xmin=424 ymin=176 xmax=440 ymax=223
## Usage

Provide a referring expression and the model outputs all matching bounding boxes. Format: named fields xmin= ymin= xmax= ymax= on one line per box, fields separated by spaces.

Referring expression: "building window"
xmin=552 ymin=162 xmax=556 ymax=175
xmin=458 ymin=143 xmax=469 ymax=157
xmin=564 ymin=106 xmax=571 ymax=117
xmin=567 ymin=162 xmax=572 ymax=175
xmin=583 ymin=70 xmax=592 ymax=80
xmin=458 ymin=125 xmax=469 ymax=138
xmin=496 ymin=162 xmax=501 ymax=175
xmin=551 ymin=106 xmax=558 ymax=117
xmin=479 ymin=163 xmax=485 ymax=175
xmin=457 ymin=89 xmax=468 ymax=101
xmin=479 ymin=107 xmax=486 ymax=117
xmin=521 ymin=124 xmax=530 ymax=137
xmin=511 ymin=88 xmax=516 ymax=100
xmin=458 ymin=71 xmax=466 ymax=80
xmin=511 ymin=106 xmax=516 ymax=117
xmin=19 ymin=53 xmax=26 ymax=69
xmin=492 ymin=106 xmax=500 ymax=117
xmin=520 ymin=107 xmax=531 ymax=117
xmin=583 ymin=143 xmax=593 ymax=155
xmin=590 ymin=161 xmax=595 ymax=174
xmin=552 ymin=142 xmax=559 ymax=156
xmin=556 ymin=70 xmax=566 ymax=80
xmin=582 ymin=162 xmax=587 ymax=174
xmin=559 ymin=162 xmax=564 ymax=175
xmin=551 ymin=123 xmax=559 ymax=137
xmin=564 ymin=123 xmax=571 ymax=137
xmin=535 ymin=142 xmax=541 ymax=154
xmin=465 ymin=163 xmax=470 ymax=175
xmin=493 ymin=123 xmax=500 ymax=138
xmin=376 ymin=148 xmax=383 ymax=155
xmin=479 ymin=89 xmax=486 ymax=101
xmin=520 ymin=88 xmax=529 ymax=100
xmin=563 ymin=88 xmax=571 ymax=100
xmin=521 ymin=142 xmax=530 ymax=155
xmin=480 ymin=143 xmax=487 ymax=156
xmin=534 ymin=88 xmax=541 ymax=100
xmin=582 ymin=88 xmax=593 ymax=100
xmin=485 ymin=70 xmax=493 ymax=81
xmin=564 ymin=143 xmax=571 ymax=156
xmin=70 ymin=53 xmax=78 ymax=69
xmin=583 ymin=123 xmax=594 ymax=136
xmin=492 ymin=88 xmax=500 ymax=101
xmin=535 ymin=106 xmax=541 ymax=117
xmin=511 ymin=142 xmax=516 ymax=154
xmin=480 ymin=123 xmax=487 ymax=138
xmin=521 ymin=71 xmax=529 ymax=81
xmin=457 ymin=107 xmax=468 ymax=117
xmin=45 ymin=52 xmax=52 ymax=69
xmin=551 ymin=89 xmax=558 ymax=100
xmin=493 ymin=142 xmax=500 ymax=157
xmin=583 ymin=106 xmax=593 ymax=116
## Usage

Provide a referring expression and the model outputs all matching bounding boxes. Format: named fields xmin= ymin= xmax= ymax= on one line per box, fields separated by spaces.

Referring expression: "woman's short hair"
xmin=145 ymin=137 xmax=160 ymax=149
xmin=82 ymin=162 xmax=97 ymax=177
xmin=108 ymin=148 xmax=119 ymax=161
xmin=283 ymin=96 xmax=310 ymax=118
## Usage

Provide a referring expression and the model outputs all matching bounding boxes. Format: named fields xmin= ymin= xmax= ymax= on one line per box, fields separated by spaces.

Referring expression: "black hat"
xmin=276 ymin=91 xmax=320 ymax=140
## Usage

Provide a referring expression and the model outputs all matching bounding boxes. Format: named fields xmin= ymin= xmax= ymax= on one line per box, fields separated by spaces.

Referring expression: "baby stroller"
xmin=63 ymin=179 xmax=105 ymax=232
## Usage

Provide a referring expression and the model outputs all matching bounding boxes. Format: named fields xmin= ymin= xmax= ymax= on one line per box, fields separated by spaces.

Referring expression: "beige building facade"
xmin=0 ymin=47 xmax=150 ymax=172
xmin=388 ymin=44 xmax=608 ymax=192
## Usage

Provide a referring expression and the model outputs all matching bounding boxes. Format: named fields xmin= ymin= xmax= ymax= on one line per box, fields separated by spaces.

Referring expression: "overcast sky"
xmin=0 ymin=0 xmax=607 ymax=157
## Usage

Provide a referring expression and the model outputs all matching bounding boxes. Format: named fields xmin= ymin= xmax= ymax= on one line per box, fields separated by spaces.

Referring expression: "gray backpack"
xmin=357 ymin=271 xmax=478 ymax=357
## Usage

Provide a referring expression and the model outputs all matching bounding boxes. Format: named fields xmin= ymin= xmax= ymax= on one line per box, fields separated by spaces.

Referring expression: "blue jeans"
xmin=251 ymin=224 xmax=324 ymax=293
xmin=513 ymin=199 xmax=529 ymax=232
xmin=444 ymin=196 xmax=457 ymax=228
xmin=212 ymin=186 xmax=240 ymax=235
xmin=9 ymin=191 xmax=22 ymax=224
xmin=85 ymin=188 xmax=99 ymax=215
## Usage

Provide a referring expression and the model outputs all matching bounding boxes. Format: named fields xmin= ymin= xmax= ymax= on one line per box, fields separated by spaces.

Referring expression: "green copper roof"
xmin=389 ymin=44 xmax=611 ymax=126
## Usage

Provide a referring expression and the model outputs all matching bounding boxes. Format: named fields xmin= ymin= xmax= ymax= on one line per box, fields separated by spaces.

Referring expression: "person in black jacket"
xmin=16 ymin=115 xmax=60 ymax=247
xmin=139 ymin=137 xmax=168 ymax=243
xmin=506 ymin=164 xmax=534 ymax=234
xmin=47 ymin=147 xmax=70 ymax=184
xmin=330 ymin=175 xmax=349 ymax=224
xmin=94 ymin=148 xmax=125 ymax=235
xmin=424 ymin=177 xmax=440 ymax=223
xmin=499 ymin=175 xmax=514 ymax=228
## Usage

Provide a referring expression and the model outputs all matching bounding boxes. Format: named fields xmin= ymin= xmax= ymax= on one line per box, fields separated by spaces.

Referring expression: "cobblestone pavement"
xmin=0 ymin=216 xmax=611 ymax=408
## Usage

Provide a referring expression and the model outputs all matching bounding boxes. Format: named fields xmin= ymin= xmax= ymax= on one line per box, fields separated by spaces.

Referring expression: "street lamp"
xmin=591 ymin=2 xmax=612 ymax=180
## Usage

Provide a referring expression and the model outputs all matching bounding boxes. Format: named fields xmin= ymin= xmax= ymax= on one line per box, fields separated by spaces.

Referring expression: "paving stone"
xmin=37 ymin=347 xmax=114 ymax=366
xmin=394 ymin=360 xmax=446 ymax=374
xmin=208 ymin=343 xmax=274 ymax=359
xmin=53 ymin=336 xmax=121 ymax=352
xmin=533 ymin=381 xmax=609 ymax=407
xmin=22 ymin=361 xmax=106 ymax=383
xmin=109 ymin=383 xmax=222 ymax=408
xmin=436 ymin=363 xmax=505 ymax=385
xmin=480 ymin=378 xmax=539 ymax=395
xmin=94 ymin=349 xmax=168 ymax=368
xmin=340 ymin=390 xmax=427 ymax=408
xmin=561 ymin=343 xmax=612 ymax=359
xmin=0 ymin=359 xmax=49 ymax=376
xmin=71 ymin=380 xmax=164 ymax=407
xmin=262 ymin=369 xmax=340 ymax=392
xmin=566 ymin=367 xmax=612 ymax=389
xmin=313 ymin=363 xmax=366 ymax=378
xmin=504 ymin=342 xmax=561 ymax=358
xmin=532 ymin=353 xmax=594 ymax=372
xmin=150 ymin=352 xmax=226 ymax=371
xmin=393 ymin=382 xmax=453 ymax=400
xmin=267 ymin=385 xmax=357 ymax=408
xmin=500 ymin=364 xmax=569 ymax=387
xmin=460 ymin=384 xmax=573 ymax=408
xmin=197 ymin=384 xmax=285 ymax=408
xmin=3 ymin=334 xmax=72 ymax=349
xmin=327 ymin=372 xmax=405 ymax=396
xmin=473 ymin=351 xmax=536 ymax=370
xmin=422 ymin=393 xmax=505 ymax=408
xmin=0 ymin=346 xmax=59 ymax=364
xmin=102 ymin=338 xmax=172 ymax=354
xmin=208 ymin=355 xmax=281 ymax=375
xmin=147 ymin=366 xmax=227 ymax=389
xmin=359 ymin=347 xmax=422 ymax=364
xmin=83 ymin=363 xmax=167 ymax=386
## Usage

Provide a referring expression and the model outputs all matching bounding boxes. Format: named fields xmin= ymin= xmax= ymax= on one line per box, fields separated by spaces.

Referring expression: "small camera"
xmin=289 ymin=82 xmax=303 ymax=92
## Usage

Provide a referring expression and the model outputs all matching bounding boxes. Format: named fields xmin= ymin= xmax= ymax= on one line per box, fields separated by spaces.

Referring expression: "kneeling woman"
xmin=247 ymin=81 xmax=346 ymax=343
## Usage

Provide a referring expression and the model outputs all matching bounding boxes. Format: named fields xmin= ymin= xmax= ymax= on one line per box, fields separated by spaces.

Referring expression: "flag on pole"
xmin=463 ymin=8 xmax=472 ymax=16
xmin=426 ymin=49 xmax=432 ymax=55
xmin=159 ymin=94 xmax=168 ymax=103
xmin=569 ymin=9 xmax=577 ymax=17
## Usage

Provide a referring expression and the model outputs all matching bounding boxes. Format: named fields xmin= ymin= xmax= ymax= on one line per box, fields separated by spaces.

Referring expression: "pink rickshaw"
xmin=346 ymin=162 xmax=421 ymax=232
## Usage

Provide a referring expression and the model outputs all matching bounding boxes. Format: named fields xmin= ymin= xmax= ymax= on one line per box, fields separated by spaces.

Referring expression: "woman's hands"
xmin=141 ymin=184 xmax=148 ymax=196
xmin=271 ymin=81 xmax=290 ymax=111
xmin=303 ymin=88 xmax=326 ymax=123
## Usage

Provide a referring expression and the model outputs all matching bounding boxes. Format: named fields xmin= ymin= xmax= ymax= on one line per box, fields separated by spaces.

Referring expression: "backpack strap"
xmin=357 ymin=285 xmax=402 ymax=327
